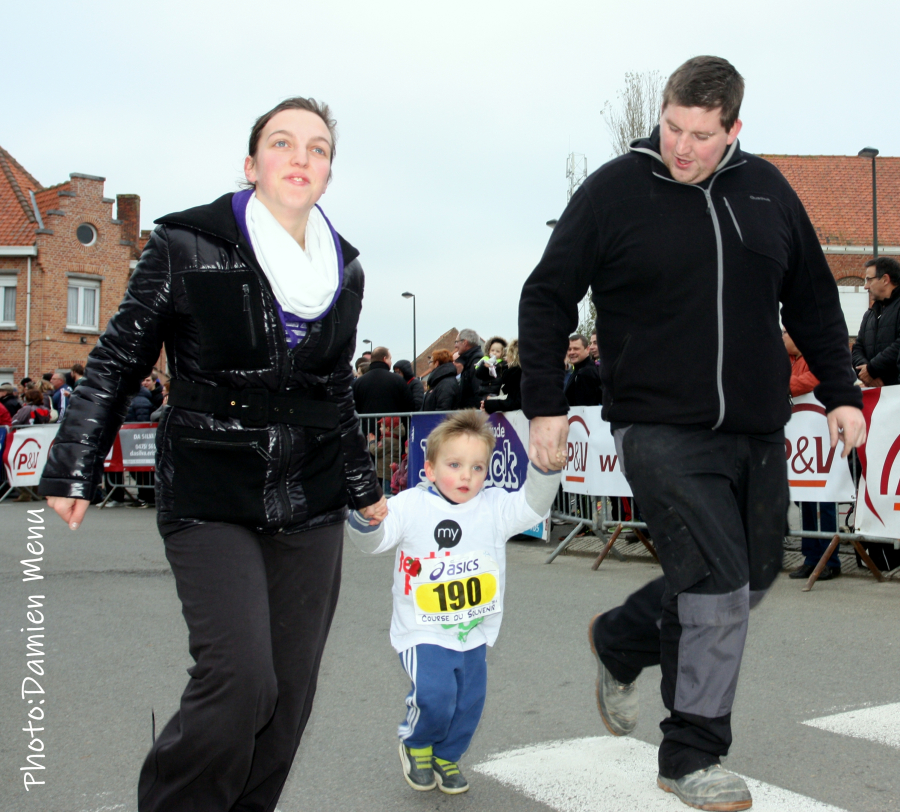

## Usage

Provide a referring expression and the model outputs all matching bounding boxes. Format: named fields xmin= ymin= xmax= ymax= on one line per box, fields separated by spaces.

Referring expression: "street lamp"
xmin=401 ymin=292 xmax=416 ymax=375
xmin=858 ymin=147 xmax=879 ymax=258
xmin=362 ymin=338 xmax=372 ymax=354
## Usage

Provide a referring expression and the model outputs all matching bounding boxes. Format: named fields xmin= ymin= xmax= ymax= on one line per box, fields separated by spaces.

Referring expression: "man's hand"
xmin=361 ymin=496 xmax=388 ymax=525
xmin=46 ymin=496 xmax=89 ymax=530
xmin=856 ymin=364 xmax=882 ymax=387
xmin=528 ymin=415 xmax=569 ymax=472
xmin=826 ymin=406 xmax=867 ymax=459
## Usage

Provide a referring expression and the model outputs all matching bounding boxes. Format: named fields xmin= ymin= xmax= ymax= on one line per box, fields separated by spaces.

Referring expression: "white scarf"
xmin=245 ymin=193 xmax=339 ymax=320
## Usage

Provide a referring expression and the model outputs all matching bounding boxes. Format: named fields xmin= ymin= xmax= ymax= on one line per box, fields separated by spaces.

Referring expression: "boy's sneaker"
xmin=432 ymin=757 xmax=469 ymax=794
xmin=588 ymin=614 xmax=638 ymax=736
xmin=657 ymin=764 xmax=752 ymax=811
xmin=398 ymin=742 xmax=436 ymax=791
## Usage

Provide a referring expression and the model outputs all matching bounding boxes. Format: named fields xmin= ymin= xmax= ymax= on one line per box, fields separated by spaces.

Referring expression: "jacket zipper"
xmin=181 ymin=436 xmax=271 ymax=461
xmin=652 ymin=161 xmax=744 ymax=430
xmin=242 ymin=284 xmax=258 ymax=349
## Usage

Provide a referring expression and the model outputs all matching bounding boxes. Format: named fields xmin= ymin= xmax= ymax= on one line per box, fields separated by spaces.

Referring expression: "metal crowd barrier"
xmin=356 ymin=411 xmax=454 ymax=497
xmin=547 ymin=487 xmax=899 ymax=590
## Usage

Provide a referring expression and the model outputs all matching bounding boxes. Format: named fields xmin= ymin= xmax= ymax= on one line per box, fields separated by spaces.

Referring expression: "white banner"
xmin=118 ymin=424 xmax=157 ymax=468
xmin=855 ymin=387 xmax=900 ymax=539
xmin=562 ymin=407 xmax=631 ymax=497
xmin=2 ymin=425 xmax=60 ymax=486
xmin=784 ymin=394 xmax=856 ymax=502
xmin=560 ymin=398 xmax=856 ymax=503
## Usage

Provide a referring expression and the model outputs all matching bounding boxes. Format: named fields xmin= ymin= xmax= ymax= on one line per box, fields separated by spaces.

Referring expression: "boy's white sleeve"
xmin=495 ymin=464 xmax=561 ymax=538
xmin=344 ymin=498 xmax=404 ymax=554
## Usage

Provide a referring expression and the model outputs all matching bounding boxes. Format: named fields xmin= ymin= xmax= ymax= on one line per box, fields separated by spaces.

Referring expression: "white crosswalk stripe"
xmin=802 ymin=702 xmax=900 ymax=749
xmin=473 ymin=737 xmax=848 ymax=811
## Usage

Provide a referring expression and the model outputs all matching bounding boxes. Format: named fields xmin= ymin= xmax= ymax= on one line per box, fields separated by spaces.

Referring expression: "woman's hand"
xmin=46 ymin=496 xmax=90 ymax=530
xmin=361 ymin=496 xmax=388 ymax=525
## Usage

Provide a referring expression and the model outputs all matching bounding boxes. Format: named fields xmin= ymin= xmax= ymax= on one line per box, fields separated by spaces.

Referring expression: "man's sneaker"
xmin=432 ymin=757 xmax=469 ymax=794
xmin=588 ymin=614 xmax=638 ymax=736
xmin=398 ymin=742 xmax=435 ymax=791
xmin=657 ymin=764 xmax=752 ymax=811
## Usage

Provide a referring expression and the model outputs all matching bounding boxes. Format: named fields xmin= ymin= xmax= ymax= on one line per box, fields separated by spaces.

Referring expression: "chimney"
xmin=116 ymin=194 xmax=141 ymax=245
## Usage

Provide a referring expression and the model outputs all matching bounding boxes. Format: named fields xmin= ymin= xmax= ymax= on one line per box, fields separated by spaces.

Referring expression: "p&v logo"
xmin=434 ymin=519 xmax=462 ymax=550
xmin=784 ymin=403 xmax=836 ymax=489
xmin=13 ymin=438 xmax=43 ymax=477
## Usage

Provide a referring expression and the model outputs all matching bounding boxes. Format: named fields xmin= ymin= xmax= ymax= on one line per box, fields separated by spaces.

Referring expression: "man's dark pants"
xmin=592 ymin=424 xmax=787 ymax=779
xmin=137 ymin=521 xmax=343 ymax=812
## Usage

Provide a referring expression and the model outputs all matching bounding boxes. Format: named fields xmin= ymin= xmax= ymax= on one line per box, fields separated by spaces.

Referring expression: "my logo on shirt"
xmin=434 ymin=519 xmax=462 ymax=550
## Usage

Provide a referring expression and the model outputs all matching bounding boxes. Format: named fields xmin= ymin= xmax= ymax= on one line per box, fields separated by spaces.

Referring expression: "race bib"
xmin=409 ymin=551 xmax=500 ymax=626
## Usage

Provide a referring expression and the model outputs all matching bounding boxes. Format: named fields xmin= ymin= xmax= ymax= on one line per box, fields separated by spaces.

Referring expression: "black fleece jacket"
xmin=519 ymin=128 xmax=861 ymax=433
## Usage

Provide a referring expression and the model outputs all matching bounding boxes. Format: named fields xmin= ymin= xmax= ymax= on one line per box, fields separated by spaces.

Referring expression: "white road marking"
xmin=802 ymin=702 xmax=900 ymax=749
xmin=473 ymin=737 xmax=848 ymax=812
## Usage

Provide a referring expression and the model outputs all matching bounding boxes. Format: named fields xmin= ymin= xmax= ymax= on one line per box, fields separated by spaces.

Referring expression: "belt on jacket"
xmin=168 ymin=380 xmax=339 ymax=430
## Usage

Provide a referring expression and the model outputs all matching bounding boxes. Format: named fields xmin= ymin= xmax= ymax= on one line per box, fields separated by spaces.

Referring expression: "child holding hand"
xmin=345 ymin=410 xmax=559 ymax=794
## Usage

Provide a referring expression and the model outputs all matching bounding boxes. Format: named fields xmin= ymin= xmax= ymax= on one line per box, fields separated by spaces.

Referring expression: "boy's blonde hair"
xmin=426 ymin=409 xmax=496 ymax=464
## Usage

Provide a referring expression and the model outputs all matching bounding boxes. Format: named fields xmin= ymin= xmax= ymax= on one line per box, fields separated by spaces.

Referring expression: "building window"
xmin=76 ymin=223 xmax=98 ymax=246
xmin=67 ymin=279 xmax=100 ymax=330
xmin=0 ymin=277 xmax=16 ymax=327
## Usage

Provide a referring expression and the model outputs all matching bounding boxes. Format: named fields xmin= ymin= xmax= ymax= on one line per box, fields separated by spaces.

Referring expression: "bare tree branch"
xmin=602 ymin=71 xmax=665 ymax=157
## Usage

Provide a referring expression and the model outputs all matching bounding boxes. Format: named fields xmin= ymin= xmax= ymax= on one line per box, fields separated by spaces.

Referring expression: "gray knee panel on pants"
xmin=674 ymin=586 xmax=749 ymax=719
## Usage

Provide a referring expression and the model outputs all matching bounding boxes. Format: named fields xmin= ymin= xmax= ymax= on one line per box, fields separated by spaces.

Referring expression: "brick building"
xmin=763 ymin=154 xmax=900 ymax=335
xmin=0 ymin=144 xmax=148 ymax=384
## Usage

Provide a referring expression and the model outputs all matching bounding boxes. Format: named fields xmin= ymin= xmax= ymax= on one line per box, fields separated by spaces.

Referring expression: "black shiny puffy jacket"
xmin=40 ymin=193 xmax=381 ymax=536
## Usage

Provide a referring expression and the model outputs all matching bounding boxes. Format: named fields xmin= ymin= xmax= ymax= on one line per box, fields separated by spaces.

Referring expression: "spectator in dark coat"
xmin=0 ymin=383 xmax=21 ymax=419
xmin=353 ymin=346 xmax=415 ymax=414
xmin=454 ymin=328 xmax=486 ymax=408
xmin=852 ymin=257 xmax=900 ymax=387
xmin=125 ymin=375 xmax=156 ymax=422
xmin=484 ymin=339 xmax=523 ymax=413
xmin=392 ymin=359 xmax=424 ymax=410
xmin=564 ymin=333 xmax=602 ymax=407
xmin=422 ymin=350 xmax=460 ymax=411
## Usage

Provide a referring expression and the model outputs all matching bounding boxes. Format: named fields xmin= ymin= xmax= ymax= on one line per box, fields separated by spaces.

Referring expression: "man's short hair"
xmin=71 ymin=363 xmax=85 ymax=376
xmin=0 ymin=383 xmax=14 ymax=394
xmin=354 ymin=356 xmax=368 ymax=371
xmin=426 ymin=409 xmax=496 ymax=464
xmin=568 ymin=333 xmax=588 ymax=348
xmin=865 ymin=257 xmax=900 ymax=287
xmin=370 ymin=346 xmax=390 ymax=363
xmin=456 ymin=328 xmax=480 ymax=348
xmin=663 ymin=56 xmax=744 ymax=131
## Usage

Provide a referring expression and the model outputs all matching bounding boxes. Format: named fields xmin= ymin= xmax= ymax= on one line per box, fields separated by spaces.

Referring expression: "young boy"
xmin=345 ymin=410 xmax=560 ymax=794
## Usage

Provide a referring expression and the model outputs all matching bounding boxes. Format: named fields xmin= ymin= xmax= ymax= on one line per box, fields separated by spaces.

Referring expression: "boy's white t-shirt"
xmin=371 ymin=483 xmax=544 ymax=654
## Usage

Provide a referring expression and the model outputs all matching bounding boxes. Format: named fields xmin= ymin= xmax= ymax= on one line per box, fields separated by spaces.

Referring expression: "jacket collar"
xmin=368 ymin=360 xmax=391 ymax=372
xmin=154 ymin=192 xmax=360 ymax=267
xmin=629 ymin=126 xmax=744 ymax=186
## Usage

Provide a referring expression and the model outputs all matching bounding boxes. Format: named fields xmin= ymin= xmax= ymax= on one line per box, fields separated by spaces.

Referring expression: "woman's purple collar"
xmin=230 ymin=191 xmax=344 ymax=324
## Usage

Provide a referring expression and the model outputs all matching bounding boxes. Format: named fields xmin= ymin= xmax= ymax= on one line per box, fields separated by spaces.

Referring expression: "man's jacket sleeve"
xmin=518 ymin=186 xmax=601 ymax=418
xmin=779 ymin=199 xmax=862 ymax=413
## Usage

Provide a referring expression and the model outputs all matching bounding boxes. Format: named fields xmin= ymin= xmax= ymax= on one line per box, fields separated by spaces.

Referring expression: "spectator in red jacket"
xmin=784 ymin=330 xmax=841 ymax=581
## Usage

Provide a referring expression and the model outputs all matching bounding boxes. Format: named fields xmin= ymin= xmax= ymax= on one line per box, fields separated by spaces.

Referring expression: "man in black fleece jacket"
xmin=519 ymin=56 xmax=865 ymax=811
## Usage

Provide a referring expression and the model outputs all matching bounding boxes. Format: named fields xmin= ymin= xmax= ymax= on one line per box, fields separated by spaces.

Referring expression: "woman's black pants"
xmin=137 ymin=521 xmax=343 ymax=812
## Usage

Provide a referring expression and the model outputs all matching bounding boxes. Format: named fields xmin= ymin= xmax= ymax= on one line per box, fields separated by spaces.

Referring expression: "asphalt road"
xmin=1 ymin=501 xmax=898 ymax=812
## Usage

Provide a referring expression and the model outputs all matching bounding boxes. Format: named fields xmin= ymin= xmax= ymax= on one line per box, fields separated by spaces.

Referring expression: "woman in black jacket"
xmin=422 ymin=349 xmax=460 ymax=411
xmin=483 ymin=338 xmax=522 ymax=413
xmin=40 ymin=98 xmax=384 ymax=812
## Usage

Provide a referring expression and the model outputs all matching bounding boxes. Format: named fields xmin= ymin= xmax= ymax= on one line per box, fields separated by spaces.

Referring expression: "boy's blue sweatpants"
xmin=398 ymin=643 xmax=487 ymax=762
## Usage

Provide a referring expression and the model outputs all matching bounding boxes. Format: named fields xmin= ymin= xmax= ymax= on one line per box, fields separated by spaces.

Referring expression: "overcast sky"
xmin=6 ymin=0 xmax=900 ymax=364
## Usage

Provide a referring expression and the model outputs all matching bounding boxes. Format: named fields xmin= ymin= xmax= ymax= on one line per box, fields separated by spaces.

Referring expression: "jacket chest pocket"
xmin=722 ymin=194 xmax=791 ymax=270
xmin=296 ymin=289 xmax=362 ymax=375
xmin=180 ymin=270 xmax=270 ymax=371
